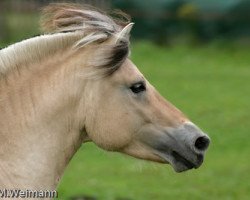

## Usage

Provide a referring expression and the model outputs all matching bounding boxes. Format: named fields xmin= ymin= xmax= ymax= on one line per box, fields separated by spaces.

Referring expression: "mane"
xmin=0 ymin=3 xmax=131 ymax=77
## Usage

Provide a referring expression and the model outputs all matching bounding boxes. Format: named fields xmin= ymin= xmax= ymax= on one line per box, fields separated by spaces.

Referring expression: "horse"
xmin=0 ymin=3 xmax=210 ymax=196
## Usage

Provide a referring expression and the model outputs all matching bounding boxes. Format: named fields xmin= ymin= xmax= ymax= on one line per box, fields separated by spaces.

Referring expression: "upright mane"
xmin=0 ymin=3 xmax=132 ymax=77
xmin=41 ymin=3 xmax=130 ymax=35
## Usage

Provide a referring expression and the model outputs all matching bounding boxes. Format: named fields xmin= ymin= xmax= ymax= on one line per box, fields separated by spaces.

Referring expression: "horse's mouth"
xmin=155 ymin=149 xmax=203 ymax=172
xmin=171 ymin=151 xmax=197 ymax=169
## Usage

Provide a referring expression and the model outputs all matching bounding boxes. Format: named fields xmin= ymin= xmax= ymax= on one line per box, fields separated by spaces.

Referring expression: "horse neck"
xmin=0 ymin=48 xmax=89 ymax=190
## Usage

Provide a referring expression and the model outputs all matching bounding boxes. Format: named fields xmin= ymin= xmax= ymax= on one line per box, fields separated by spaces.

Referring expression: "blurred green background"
xmin=0 ymin=0 xmax=250 ymax=200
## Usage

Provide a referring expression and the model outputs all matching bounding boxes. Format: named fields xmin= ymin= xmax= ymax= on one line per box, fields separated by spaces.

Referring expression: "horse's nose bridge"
xmin=153 ymin=91 xmax=188 ymax=127
xmin=170 ymin=122 xmax=210 ymax=154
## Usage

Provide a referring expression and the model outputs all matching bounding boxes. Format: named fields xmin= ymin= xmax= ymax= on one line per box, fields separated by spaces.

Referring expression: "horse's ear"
xmin=115 ymin=23 xmax=134 ymax=44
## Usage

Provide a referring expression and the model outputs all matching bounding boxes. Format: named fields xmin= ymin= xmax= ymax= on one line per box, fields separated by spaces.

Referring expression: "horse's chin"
xmin=121 ymin=145 xmax=168 ymax=164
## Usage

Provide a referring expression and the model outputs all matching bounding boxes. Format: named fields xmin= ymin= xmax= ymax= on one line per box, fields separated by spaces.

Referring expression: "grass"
xmin=57 ymin=42 xmax=250 ymax=200
xmin=1 ymin=12 xmax=250 ymax=200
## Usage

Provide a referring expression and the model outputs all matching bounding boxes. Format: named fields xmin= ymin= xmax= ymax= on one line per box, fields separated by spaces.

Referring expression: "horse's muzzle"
xmin=154 ymin=122 xmax=210 ymax=172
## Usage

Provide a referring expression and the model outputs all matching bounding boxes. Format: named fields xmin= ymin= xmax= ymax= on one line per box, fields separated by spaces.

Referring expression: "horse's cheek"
xmin=92 ymin=112 xmax=133 ymax=151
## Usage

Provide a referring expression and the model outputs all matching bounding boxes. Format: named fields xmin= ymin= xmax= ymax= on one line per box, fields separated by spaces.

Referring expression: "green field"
xmin=54 ymin=42 xmax=250 ymax=200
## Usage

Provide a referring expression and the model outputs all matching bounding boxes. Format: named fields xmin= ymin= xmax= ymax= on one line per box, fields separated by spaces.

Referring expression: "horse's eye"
xmin=130 ymin=82 xmax=146 ymax=94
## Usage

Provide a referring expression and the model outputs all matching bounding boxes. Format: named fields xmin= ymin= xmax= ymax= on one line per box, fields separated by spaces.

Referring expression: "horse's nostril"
xmin=195 ymin=136 xmax=210 ymax=151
